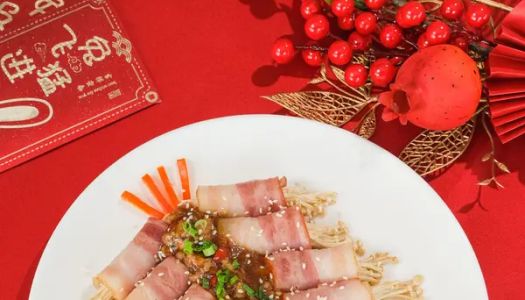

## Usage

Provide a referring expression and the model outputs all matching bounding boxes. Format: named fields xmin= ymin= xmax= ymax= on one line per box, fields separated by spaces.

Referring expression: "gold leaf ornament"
xmin=399 ymin=119 xmax=476 ymax=176
xmin=357 ymin=109 xmax=377 ymax=139
xmin=263 ymin=91 xmax=371 ymax=126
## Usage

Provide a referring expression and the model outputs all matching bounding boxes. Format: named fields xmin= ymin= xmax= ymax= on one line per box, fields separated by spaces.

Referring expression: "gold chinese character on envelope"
xmin=0 ymin=0 xmax=160 ymax=173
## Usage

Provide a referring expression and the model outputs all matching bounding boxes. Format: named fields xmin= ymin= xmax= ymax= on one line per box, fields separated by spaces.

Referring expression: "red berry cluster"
xmin=271 ymin=0 xmax=493 ymax=88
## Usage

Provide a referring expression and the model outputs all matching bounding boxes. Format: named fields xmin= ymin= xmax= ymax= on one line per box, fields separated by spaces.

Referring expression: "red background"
xmin=1 ymin=0 xmax=524 ymax=299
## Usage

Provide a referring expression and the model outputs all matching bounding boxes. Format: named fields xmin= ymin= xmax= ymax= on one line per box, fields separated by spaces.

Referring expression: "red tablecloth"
xmin=1 ymin=1 xmax=524 ymax=299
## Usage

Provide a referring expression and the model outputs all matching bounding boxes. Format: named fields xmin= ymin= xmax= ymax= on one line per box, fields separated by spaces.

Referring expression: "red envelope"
xmin=0 ymin=0 xmax=160 ymax=173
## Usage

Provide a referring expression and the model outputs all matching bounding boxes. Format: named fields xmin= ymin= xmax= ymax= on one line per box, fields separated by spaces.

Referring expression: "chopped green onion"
xmin=215 ymin=269 xmax=231 ymax=299
xmin=229 ymin=275 xmax=239 ymax=286
xmin=242 ymin=284 xmax=255 ymax=297
xmin=200 ymin=276 xmax=210 ymax=289
xmin=202 ymin=243 xmax=218 ymax=257
xmin=182 ymin=221 xmax=198 ymax=237
xmin=183 ymin=239 xmax=193 ymax=254
xmin=194 ymin=219 xmax=207 ymax=229
xmin=232 ymin=259 xmax=240 ymax=270
xmin=256 ymin=286 xmax=271 ymax=300
xmin=193 ymin=240 xmax=218 ymax=257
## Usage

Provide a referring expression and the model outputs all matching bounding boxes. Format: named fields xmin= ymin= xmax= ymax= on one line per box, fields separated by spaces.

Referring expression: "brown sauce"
xmin=160 ymin=204 xmax=277 ymax=299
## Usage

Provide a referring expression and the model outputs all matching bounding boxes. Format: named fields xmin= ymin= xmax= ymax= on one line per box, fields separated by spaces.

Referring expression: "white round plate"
xmin=30 ymin=115 xmax=487 ymax=300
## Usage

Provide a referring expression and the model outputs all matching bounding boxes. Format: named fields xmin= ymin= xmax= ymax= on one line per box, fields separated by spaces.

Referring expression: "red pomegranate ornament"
xmin=379 ymin=44 xmax=481 ymax=130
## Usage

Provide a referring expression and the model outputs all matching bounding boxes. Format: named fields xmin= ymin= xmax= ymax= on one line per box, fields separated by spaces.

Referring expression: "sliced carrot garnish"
xmin=157 ymin=166 xmax=179 ymax=207
xmin=142 ymin=174 xmax=173 ymax=212
xmin=121 ymin=191 xmax=164 ymax=219
xmin=177 ymin=158 xmax=191 ymax=200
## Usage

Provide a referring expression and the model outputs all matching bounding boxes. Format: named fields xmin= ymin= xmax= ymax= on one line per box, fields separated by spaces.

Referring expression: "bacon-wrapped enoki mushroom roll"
xmin=181 ymin=284 xmax=215 ymax=300
xmin=92 ymin=218 xmax=168 ymax=300
xmin=283 ymin=277 xmax=424 ymax=300
xmin=268 ymin=242 xmax=396 ymax=291
xmin=269 ymin=242 xmax=357 ymax=291
xmin=126 ymin=256 xmax=189 ymax=300
xmin=195 ymin=177 xmax=287 ymax=217
xmin=217 ymin=207 xmax=311 ymax=254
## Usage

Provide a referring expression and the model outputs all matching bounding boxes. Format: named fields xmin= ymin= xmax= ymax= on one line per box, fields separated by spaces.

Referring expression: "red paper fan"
xmin=487 ymin=0 xmax=525 ymax=143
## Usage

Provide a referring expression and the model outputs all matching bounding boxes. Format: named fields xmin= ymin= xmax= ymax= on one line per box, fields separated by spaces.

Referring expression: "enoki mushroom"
xmin=373 ymin=275 xmax=424 ymax=300
xmin=358 ymin=252 xmax=399 ymax=286
xmin=307 ymin=221 xmax=350 ymax=248
xmin=91 ymin=284 xmax=111 ymax=300
xmin=284 ymin=184 xmax=337 ymax=220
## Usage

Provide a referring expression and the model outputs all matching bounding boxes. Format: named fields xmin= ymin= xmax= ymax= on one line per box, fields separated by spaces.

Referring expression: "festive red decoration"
xmin=301 ymin=49 xmax=323 ymax=66
xmin=465 ymin=3 xmax=492 ymax=28
xmin=272 ymin=38 xmax=295 ymax=64
xmin=425 ymin=21 xmax=451 ymax=45
xmin=440 ymin=0 xmax=465 ymax=20
xmin=417 ymin=34 xmax=431 ymax=48
xmin=344 ymin=63 xmax=368 ymax=87
xmin=348 ymin=31 xmax=371 ymax=50
xmin=370 ymin=58 xmax=396 ymax=87
xmin=301 ymin=0 xmax=321 ymax=19
xmin=396 ymin=2 xmax=426 ymax=28
xmin=365 ymin=0 xmax=387 ymax=10
xmin=487 ymin=0 xmax=525 ymax=143
xmin=304 ymin=14 xmax=330 ymax=40
xmin=379 ymin=45 xmax=482 ymax=130
xmin=332 ymin=0 xmax=355 ymax=17
xmin=380 ymin=24 xmax=402 ymax=49
xmin=355 ymin=12 xmax=377 ymax=35
xmin=337 ymin=15 xmax=354 ymax=30
xmin=328 ymin=41 xmax=353 ymax=65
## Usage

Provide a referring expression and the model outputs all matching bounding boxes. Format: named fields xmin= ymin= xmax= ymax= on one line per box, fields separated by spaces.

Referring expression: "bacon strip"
xmin=283 ymin=279 xmax=373 ymax=300
xmin=93 ymin=218 xmax=168 ymax=299
xmin=268 ymin=242 xmax=358 ymax=291
xmin=217 ymin=207 xmax=311 ymax=254
xmin=126 ymin=256 xmax=189 ymax=300
xmin=196 ymin=177 xmax=286 ymax=217
xmin=181 ymin=284 xmax=215 ymax=300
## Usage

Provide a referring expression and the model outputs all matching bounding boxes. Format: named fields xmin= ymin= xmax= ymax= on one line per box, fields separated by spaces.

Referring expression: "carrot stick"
xmin=177 ymin=158 xmax=191 ymax=200
xmin=121 ymin=191 xmax=164 ymax=219
xmin=157 ymin=166 xmax=179 ymax=207
xmin=142 ymin=174 xmax=173 ymax=212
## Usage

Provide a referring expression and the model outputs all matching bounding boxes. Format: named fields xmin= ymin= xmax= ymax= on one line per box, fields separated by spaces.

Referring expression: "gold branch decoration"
xmin=264 ymin=62 xmax=375 ymax=128
xmin=263 ymin=91 xmax=371 ymax=126
xmin=399 ymin=119 xmax=476 ymax=176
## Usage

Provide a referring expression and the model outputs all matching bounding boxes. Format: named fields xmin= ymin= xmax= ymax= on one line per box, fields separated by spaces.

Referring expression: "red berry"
xmin=365 ymin=0 xmax=387 ymax=10
xmin=440 ymin=0 xmax=464 ymax=20
xmin=355 ymin=12 xmax=377 ymax=35
xmin=301 ymin=0 xmax=321 ymax=19
xmin=348 ymin=31 xmax=371 ymax=51
xmin=396 ymin=2 xmax=426 ymax=28
xmin=390 ymin=56 xmax=405 ymax=66
xmin=338 ymin=15 xmax=354 ymax=30
xmin=344 ymin=63 xmax=368 ymax=87
xmin=417 ymin=34 xmax=430 ymax=49
xmin=370 ymin=58 xmax=396 ymax=87
xmin=453 ymin=36 xmax=468 ymax=51
xmin=332 ymin=0 xmax=355 ymax=17
xmin=272 ymin=38 xmax=295 ymax=64
xmin=328 ymin=40 xmax=353 ymax=65
xmin=305 ymin=14 xmax=330 ymax=40
xmin=465 ymin=3 xmax=491 ymax=28
xmin=379 ymin=24 xmax=402 ymax=49
xmin=425 ymin=21 xmax=451 ymax=45
xmin=302 ymin=49 xmax=324 ymax=66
